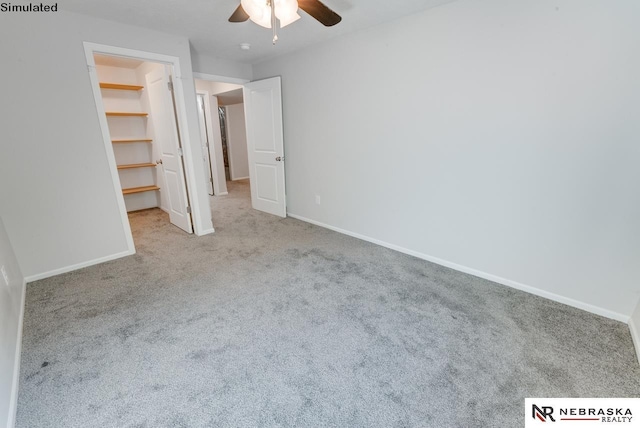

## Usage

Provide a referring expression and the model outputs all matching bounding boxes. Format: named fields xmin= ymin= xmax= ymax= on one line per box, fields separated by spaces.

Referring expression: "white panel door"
xmin=146 ymin=66 xmax=193 ymax=233
xmin=243 ymin=76 xmax=286 ymax=217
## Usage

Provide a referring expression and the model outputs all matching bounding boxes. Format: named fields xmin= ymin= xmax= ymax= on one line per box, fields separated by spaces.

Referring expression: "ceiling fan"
xmin=229 ymin=0 xmax=342 ymax=43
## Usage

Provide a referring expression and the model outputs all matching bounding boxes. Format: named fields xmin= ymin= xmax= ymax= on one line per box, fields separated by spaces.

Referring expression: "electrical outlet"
xmin=315 ymin=195 xmax=321 ymax=205
xmin=1 ymin=265 xmax=8 ymax=286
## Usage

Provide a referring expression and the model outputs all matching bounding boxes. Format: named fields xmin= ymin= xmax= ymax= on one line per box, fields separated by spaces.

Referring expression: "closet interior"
xmin=94 ymin=54 xmax=175 ymax=214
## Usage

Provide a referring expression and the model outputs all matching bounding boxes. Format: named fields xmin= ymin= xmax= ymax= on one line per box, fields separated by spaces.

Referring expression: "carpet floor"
xmin=16 ymin=179 xmax=640 ymax=427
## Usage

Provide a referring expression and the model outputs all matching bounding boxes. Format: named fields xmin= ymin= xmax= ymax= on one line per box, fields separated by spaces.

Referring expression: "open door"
xmin=145 ymin=66 xmax=193 ymax=233
xmin=243 ymin=76 xmax=286 ymax=218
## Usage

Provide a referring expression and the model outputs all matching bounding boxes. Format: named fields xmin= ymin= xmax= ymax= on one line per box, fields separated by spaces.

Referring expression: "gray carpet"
xmin=17 ymin=179 xmax=640 ymax=427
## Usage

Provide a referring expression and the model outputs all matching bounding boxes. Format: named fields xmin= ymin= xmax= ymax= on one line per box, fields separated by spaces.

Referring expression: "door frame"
xmin=84 ymin=42 xmax=205 ymax=252
xmin=192 ymin=73 xmax=250 ymax=201
xmin=224 ymin=104 xmax=251 ymax=181
xmin=196 ymin=90 xmax=221 ymax=196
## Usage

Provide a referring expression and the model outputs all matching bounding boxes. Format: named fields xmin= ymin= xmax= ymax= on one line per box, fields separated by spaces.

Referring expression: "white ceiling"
xmin=60 ymin=0 xmax=458 ymax=64
xmin=217 ymin=88 xmax=245 ymax=106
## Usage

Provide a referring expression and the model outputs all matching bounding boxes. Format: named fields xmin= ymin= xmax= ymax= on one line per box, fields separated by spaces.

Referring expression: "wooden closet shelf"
xmin=100 ymin=82 xmax=144 ymax=91
xmin=106 ymin=112 xmax=148 ymax=117
xmin=122 ymin=185 xmax=160 ymax=195
xmin=117 ymin=163 xmax=156 ymax=170
xmin=112 ymin=139 xmax=153 ymax=143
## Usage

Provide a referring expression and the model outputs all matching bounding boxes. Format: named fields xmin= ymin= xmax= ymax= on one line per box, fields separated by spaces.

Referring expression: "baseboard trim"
xmin=196 ymin=227 xmax=215 ymax=236
xmin=24 ymin=250 xmax=135 ymax=283
xmin=231 ymin=177 xmax=249 ymax=181
xmin=7 ymin=279 xmax=26 ymax=428
xmin=630 ymin=318 xmax=640 ymax=366
xmin=287 ymin=213 xmax=628 ymax=323
xmin=215 ymin=192 xmax=229 ymax=196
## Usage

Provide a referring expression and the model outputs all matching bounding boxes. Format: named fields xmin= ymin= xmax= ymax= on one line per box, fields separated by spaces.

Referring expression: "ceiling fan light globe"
xmin=249 ymin=13 xmax=272 ymax=28
xmin=274 ymin=0 xmax=297 ymax=17
xmin=241 ymin=0 xmax=272 ymax=28
xmin=274 ymin=0 xmax=298 ymax=11
xmin=274 ymin=0 xmax=298 ymax=24
xmin=278 ymin=12 xmax=300 ymax=27
xmin=240 ymin=0 xmax=263 ymax=18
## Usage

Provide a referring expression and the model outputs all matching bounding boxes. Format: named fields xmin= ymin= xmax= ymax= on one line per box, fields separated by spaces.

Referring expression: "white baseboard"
xmin=24 ymin=250 xmax=135 ymax=283
xmin=231 ymin=176 xmax=249 ymax=181
xmin=630 ymin=318 xmax=640 ymax=366
xmin=7 ymin=279 xmax=26 ymax=428
xmin=215 ymin=192 xmax=229 ymax=196
xmin=196 ymin=227 xmax=215 ymax=236
xmin=287 ymin=213 xmax=628 ymax=323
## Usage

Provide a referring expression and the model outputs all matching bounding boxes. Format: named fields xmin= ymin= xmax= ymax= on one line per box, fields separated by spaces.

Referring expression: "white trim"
xmin=85 ymin=43 xmax=186 ymax=77
xmin=216 ymin=192 xmax=229 ymax=196
xmin=6 ymin=279 xmax=26 ymax=428
xmin=287 ymin=213 xmax=629 ymax=323
xmin=630 ymin=317 xmax=640 ymax=366
xmin=193 ymin=72 xmax=250 ymax=84
xmin=83 ymin=44 xmax=135 ymax=255
xmin=24 ymin=250 xmax=134 ymax=283
xmin=224 ymin=105 xmax=238 ymax=181
xmin=231 ymin=176 xmax=250 ymax=181
xmin=196 ymin=90 xmax=222 ymax=197
xmin=172 ymin=72 xmax=204 ymax=235
xmin=196 ymin=227 xmax=215 ymax=236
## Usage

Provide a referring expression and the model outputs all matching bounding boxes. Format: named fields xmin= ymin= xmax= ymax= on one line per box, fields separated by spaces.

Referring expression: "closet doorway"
xmin=85 ymin=43 xmax=197 ymax=253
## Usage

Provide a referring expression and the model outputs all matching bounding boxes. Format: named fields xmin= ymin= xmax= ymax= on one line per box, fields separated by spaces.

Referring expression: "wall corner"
xmin=629 ymin=298 xmax=640 ymax=366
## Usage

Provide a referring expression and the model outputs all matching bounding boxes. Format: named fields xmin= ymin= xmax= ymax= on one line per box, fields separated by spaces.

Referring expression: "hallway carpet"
xmin=17 ymin=180 xmax=640 ymax=427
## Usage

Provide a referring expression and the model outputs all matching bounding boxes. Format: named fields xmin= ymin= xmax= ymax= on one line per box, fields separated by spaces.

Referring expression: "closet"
xmin=95 ymin=55 xmax=160 ymax=212
xmin=94 ymin=55 xmax=185 ymax=217
xmin=89 ymin=51 xmax=193 ymax=235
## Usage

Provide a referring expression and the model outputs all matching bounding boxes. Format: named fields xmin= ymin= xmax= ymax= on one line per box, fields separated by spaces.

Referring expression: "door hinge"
xmin=167 ymin=81 xmax=174 ymax=91
xmin=177 ymin=147 xmax=183 ymax=156
xmin=186 ymin=206 xmax=192 ymax=214
xmin=210 ymin=178 xmax=214 ymax=183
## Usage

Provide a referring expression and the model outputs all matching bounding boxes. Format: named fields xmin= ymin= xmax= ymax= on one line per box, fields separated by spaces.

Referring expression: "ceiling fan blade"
xmin=228 ymin=4 xmax=250 ymax=22
xmin=298 ymin=0 xmax=342 ymax=26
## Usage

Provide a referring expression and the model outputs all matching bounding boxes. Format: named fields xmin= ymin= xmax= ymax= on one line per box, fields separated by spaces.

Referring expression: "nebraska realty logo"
xmin=525 ymin=399 xmax=640 ymax=427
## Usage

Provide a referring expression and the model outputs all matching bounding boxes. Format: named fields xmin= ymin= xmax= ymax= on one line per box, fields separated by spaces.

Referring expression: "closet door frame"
xmin=83 ymin=42 xmax=208 ymax=253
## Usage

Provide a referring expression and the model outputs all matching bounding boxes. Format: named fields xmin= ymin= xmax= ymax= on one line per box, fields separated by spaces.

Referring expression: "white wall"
xmin=0 ymin=217 xmax=25 ymax=428
xmin=0 ymin=11 xmax=212 ymax=279
xmin=209 ymin=81 xmax=244 ymax=96
xmin=225 ymin=104 xmax=250 ymax=180
xmin=254 ymin=0 xmax=640 ymax=320
xmin=190 ymin=49 xmax=253 ymax=81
